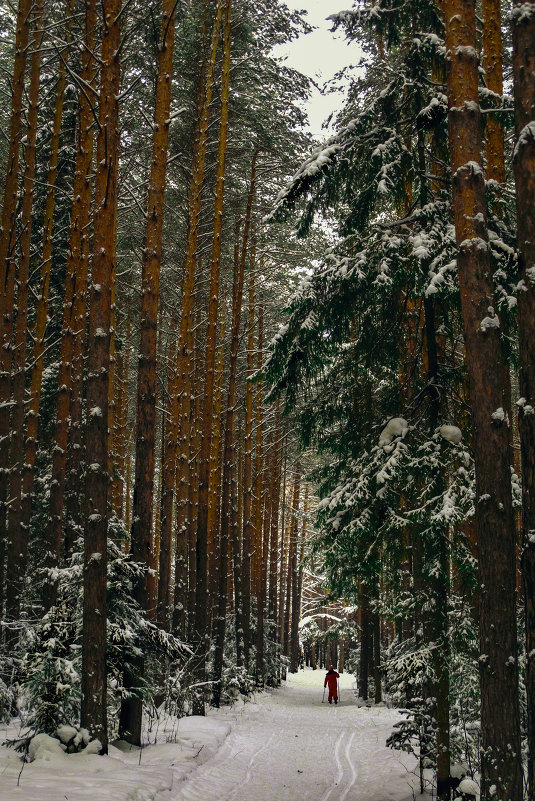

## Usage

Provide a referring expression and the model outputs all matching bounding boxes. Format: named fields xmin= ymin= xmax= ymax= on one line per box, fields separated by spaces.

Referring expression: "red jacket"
xmin=324 ymin=669 xmax=339 ymax=689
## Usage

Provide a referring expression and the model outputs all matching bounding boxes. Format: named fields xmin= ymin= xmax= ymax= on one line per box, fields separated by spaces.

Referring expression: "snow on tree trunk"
xmin=512 ymin=1 xmax=535 ymax=795
xmin=82 ymin=0 xmax=122 ymax=754
xmin=5 ymin=0 xmax=44 ymax=635
xmin=443 ymin=0 xmax=522 ymax=798
xmin=0 ymin=0 xmax=32 ymax=623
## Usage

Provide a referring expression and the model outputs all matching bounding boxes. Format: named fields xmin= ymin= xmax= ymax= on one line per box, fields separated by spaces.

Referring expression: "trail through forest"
xmin=174 ymin=670 xmax=419 ymax=801
xmin=0 ymin=670 xmax=420 ymax=801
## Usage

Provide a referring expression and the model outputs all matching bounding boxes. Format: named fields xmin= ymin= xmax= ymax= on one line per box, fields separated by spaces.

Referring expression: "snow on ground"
xmin=0 ymin=668 xmax=423 ymax=801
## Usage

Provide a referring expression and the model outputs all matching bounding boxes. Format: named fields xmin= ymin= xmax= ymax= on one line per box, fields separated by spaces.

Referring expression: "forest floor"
xmin=0 ymin=668 xmax=423 ymax=801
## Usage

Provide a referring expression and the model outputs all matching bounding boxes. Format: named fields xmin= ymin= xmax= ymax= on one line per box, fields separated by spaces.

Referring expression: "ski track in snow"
xmin=172 ymin=670 xmax=418 ymax=801
xmin=0 ymin=670 xmax=422 ymax=801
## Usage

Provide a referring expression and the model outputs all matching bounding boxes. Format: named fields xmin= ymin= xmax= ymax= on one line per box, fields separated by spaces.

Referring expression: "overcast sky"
xmin=275 ymin=0 xmax=359 ymax=137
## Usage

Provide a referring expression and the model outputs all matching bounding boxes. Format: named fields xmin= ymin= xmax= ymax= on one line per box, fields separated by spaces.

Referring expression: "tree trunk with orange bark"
xmin=283 ymin=506 xmax=293 ymax=659
xmin=443 ymin=1 xmax=522 ymax=798
xmin=278 ymin=442 xmax=288 ymax=651
xmin=267 ymin=401 xmax=282 ymax=685
xmin=512 ymin=1 xmax=535 ymax=794
xmin=254 ymin=305 xmax=266 ymax=682
xmin=112 ymin=322 xmax=129 ymax=525
xmin=193 ymin=0 xmax=232 ymax=714
xmin=81 ymin=0 xmax=122 ymax=754
xmin=120 ymin=0 xmax=176 ymax=743
xmin=242 ymin=245 xmax=256 ymax=671
xmin=158 ymin=330 xmax=179 ymax=630
xmin=212 ymin=223 xmax=247 ymax=703
xmin=62 ymin=1 xmax=99 ymax=558
xmin=0 ymin=0 xmax=32 ymax=616
xmin=289 ymin=465 xmax=301 ymax=673
xmin=480 ymin=0 xmax=515 ymax=455
xmin=30 ymin=0 xmax=78 ymax=609
xmin=187 ymin=302 xmax=203 ymax=642
xmin=5 ymin=0 xmax=44 ymax=631
xmin=171 ymin=0 xmax=223 ymax=643
xmin=252 ymin=302 xmax=264 ymax=598
xmin=207 ymin=310 xmax=225 ymax=619
xmin=24 ymin=1 xmax=75 ymax=551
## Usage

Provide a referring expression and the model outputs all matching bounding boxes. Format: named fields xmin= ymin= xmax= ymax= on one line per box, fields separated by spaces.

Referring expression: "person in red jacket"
xmin=324 ymin=665 xmax=340 ymax=704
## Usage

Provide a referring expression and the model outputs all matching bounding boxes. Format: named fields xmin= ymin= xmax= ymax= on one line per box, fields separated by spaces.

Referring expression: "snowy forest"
xmin=0 ymin=0 xmax=534 ymax=799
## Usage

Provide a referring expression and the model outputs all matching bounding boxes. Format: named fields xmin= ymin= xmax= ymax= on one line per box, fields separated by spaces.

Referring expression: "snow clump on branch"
xmin=439 ymin=425 xmax=463 ymax=445
xmin=379 ymin=417 xmax=409 ymax=448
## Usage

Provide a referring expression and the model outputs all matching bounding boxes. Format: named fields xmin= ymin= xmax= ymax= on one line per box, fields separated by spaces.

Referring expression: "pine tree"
xmin=512 ymin=0 xmax=535 ymax=794
xmin=82 ymin=0 xmax=122 ymax=753
xmin=122 ymin=0 xmax=177 ymax=743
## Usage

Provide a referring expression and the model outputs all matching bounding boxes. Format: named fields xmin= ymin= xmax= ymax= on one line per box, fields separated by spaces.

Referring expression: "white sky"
xmin=276 ymin=0 xmax=359 ymax=137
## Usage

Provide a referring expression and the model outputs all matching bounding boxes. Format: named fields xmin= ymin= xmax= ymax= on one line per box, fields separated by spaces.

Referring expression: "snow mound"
xmin=439 ymin=424 xmax=462 ymax=445
xmin=56 ymin=725 xmax=94 ymax=752
xmin=458 ymin=777 xmax=479 ymax=797
xmin=379 ymin=417 xmax=408 ymax=447
xmin=80 ymin=738 xmax=102 ymax=755
xmin=56 ymin=725 xmax=78 ymax=745
xmin=28 ymin=734 xmax=67 ymax=763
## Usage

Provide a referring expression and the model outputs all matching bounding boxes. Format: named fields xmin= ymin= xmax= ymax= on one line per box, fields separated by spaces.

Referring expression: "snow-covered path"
xmin=0 ymin=669 xmax=420 ymax=801
xmin=173 ymin=670 xmax=417 ymax=801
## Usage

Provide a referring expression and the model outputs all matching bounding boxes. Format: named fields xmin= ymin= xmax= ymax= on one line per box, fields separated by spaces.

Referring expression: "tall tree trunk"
xmin=242 ymin=249 xmax=255 ymax=671
xmin=31 ymin=0 xmax=77 ymax=608
xmin=358 ymin=581 xmax=371 ymax=700
xmin=233 ymin=416 xmax=245 ymax=666
xmin=63 ymin=2 xmax=101 ymax=555
xmin=158 ymin=331 xmax=179 ymax=630
xmin=212 ymin=157 xmax=257 ymax=703
xmin=207 ymin=310 xmax=225 ymax=615
xmin=171 ymin=0 xmax=223 ymax=643
xmin=291 ymin=480 xmax=307 ymax=675
xmin=481 ymin=0 xmax=514 ymax=454
xmin=121 ymin=0 xmax=177 ymax=743
xmin=268 ymin=400 xmax=282 ymax=687
xmin=255 ymin=435 xmax=271 ymax=685
xmin=512 ymin=2 xmax=535 ymax=795
xmin=253 ymin=305 xmax=267 ymax=682
xmin=481 ymin=0 xmax=505 ymax=187
xmin=113 ymin=318 xmax=129 ymax=526
xmin=267 ymin=401 xmax=282 ymax=685
xmin=278 ymin=442 xmax=288 ymax=652
xmin=188 ymin=303 xmax=203 ymax=642
xmin=416 ymin=122 xmax=452 ymax=801
xmin=289 ymin=465 xmax=301 ymax=673
xmin=24 ymin=0 xmax=74 ymax=541
xmin=0 ymin=0 xmax=32 ymax=619
xmin=283 ymin=516 xmax=292 ymax=658
xmin=443 ymin=2 xmax=522 ymax=798
xmin=81 ymin=0 xmax=122 ymax=754
xmin=193 ymin=0 xmax=232 ymax=713
xmin=5 ymin=0 xmax=44 ymax=631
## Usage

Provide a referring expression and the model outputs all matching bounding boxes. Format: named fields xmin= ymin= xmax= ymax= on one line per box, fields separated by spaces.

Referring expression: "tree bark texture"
xmin=31 ymin=0 xmax=77 ymax=608
xmin=22 ymin=3 xmax=73 ymax=564
xmin=512 ymin=1 xmax=535 ymax=795
xmin=81 ymin=0 xmax=122 ymax=754
xmin=130 ymin=0 xmax=177 ymax=617
xmin=212 ymin=157 xmax=257 ymax=702
xmin=172 ymin=0 xmax=223 ymax=643
xmin=193 ymin=0 xmax=232 ymax=713
xmin=242 ymin=250 xmax=255 ymax=670
xmin=289 ymin=465 xmax=301 ymax=673
xmin=443 ymin=1 xmax=523 ymax=798
xmin=267 ymin=401 xmax=282 ymax=685
xmin=0 ymin=0 xmax=32 ymax=616
xmin=121 ymin=0 xmax=176 ymax=740
xmin=5 ymin=0 xmax=44 ymax=631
